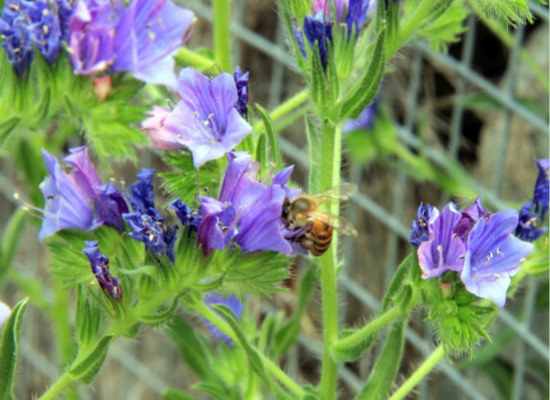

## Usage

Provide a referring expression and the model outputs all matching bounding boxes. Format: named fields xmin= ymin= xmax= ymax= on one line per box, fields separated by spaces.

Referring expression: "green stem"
xmin=175 ymin=47 xmax=217 ymax=71
xmin=388 ymin=345 xmax=445 ymax=400
xmin=213 ymin=0 xmax=232 ymax=72
xmin=39 ymin=372 xmax=73 ymax=400
xmin=194 ymin=303 xmax=305 ymax=398
xmin=318 ymin=121 xmax=342 ymax=399
xmin=332 ymin=305 xmax=403 ymax=353
xmin=253 ymin=89 xmax=309 ymax=133
xmin=387 ymin=0 xmax=435 ymax=58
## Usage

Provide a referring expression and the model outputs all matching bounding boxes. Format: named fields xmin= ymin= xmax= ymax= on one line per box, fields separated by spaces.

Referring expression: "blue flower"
xmin=197 ymin=152 xmax=294 ymax=256
xmin=0 ymin=0 xmax=63 ymax=75
xmin=415 ymin=197 xmax=534 ymax=307
xmin=123 ymin=169 xmax=177 ymax=262
xmin=233 ymin=66 xmax=249 ymax=118
xmin=409 ymin=202 xmax=438 ymax=249
xmin=203 ymin=291 xmax=244 ymax=345
xmin=533 ymin=158 xmax=549 ymax=218
xmin=515 ymin=159 xmax=549 ymax=242
xmin=34 ymin=146 xmax=128 ymax=241
xmin=163 ymin=67 xmax=253 ymax=168
xmin=55 ymin=0 xmax=76 ymax=41
xmin=83 ymin=240 xmax=123 ymax=300
xmin=302 ymin=11 xmax=333 ymax=70
xmin=111 ymin=0 xmax=194 ymax=87
xmin=169 ymin=198 xmax=202 ymax=235
xmin=461 ymin=210 xmax=534 ymax=308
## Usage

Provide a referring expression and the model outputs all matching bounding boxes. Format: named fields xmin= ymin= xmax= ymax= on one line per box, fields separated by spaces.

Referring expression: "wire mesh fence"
xmin=3 ymin=0 xmax=548 ymax=398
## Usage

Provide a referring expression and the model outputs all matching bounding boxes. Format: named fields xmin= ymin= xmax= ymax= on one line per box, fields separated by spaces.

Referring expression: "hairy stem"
xmin=213 ymin=0 xmax=232 ymax=72
xmin=332 ymin=305 xmax=403 ymax=353
xmin=388 ymin=345 xmax=445 ymax=400
xmin=318 ymin=120 xmax=342 ymax=399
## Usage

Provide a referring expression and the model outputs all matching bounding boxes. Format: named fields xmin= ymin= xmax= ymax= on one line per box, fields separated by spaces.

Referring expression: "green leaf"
xmin=75 ymin=285 xmax=100 ymax=347
xmin=255 ymin=104 xmax=283 ymax=169
xmin=212 ymin=304 xmax=270 ymax=383
xmin=0 ymin=117 xmax=21 ymax=147
xmin=417 ymin=0 xmax=469 ymax=52
xmin=167 ymin=316 xmax=217 ymax=381
xmin=0 ymin=208 xmax=27 ymax=278
xmin=381 ymin=253 xmax=417 ymax=311
xmin=255 ymin=133 xmax=269 ymax=175
xmin=0 ymin=298 xmax=29 ymax=400
xmin=356 ymin=320 xmax=407 ymax=400
xmin=310 ymin=41 xmax=327 ymax=108
xmin=339 ymin=26 xmax=386 ymax=120
xmin=140 ymin=297 xmax=179 ymax=327
xmin=162 ymin=388 xmax=196 ymax=400
xmin=68 ymin=335 xmax=113 ymax=384
xmin=306 ymin=117 xmax=321 ymax=193
xmin=469 ymin=0 xmax=536 ymax=25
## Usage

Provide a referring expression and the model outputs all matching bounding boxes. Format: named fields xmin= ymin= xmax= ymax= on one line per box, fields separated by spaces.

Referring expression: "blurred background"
xmin=1 ymin=0 xmax=548 ymax=398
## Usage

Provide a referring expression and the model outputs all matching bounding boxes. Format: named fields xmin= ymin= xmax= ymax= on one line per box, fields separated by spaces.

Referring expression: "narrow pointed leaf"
xmin=381 ymin=253 xmax=416 ymax=311
xmin=68 ymin=335 xmax=113 ymax=383
xmin=355 ymin=321 xmax=407 ymax=400
xmin=306 ymin=117 xmax=321 ymax=193
xmin=340 ymin=26 xmax=386 ymax=120
xmin=0 ymin=117 xmax=21 ymax=146
xmin=0 ymin=298 xmax=29 ymax=400
xmin=140 ymin=297 xmax=179 ymax=327
xmin=256 ymin=104 xmax=283 ymax=169
xmin=310 ymin=41 xmax=326 ymax=108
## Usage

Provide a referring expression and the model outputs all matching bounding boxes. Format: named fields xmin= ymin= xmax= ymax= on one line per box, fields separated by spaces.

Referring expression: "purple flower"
xmin=312 ymin=0 xmax=375 ymax=37
xmin=83 ymin=240 xmax=123 ymax=300
xmin=169 ymin=198 xmax=202 ymax=235
xmin=409 ymin=202 xmax=438 ymax=249
xmin=514 ymin=159 xmax=549 ymax=242
xmin=515 ymin=202 xmax=548 ymax=242
xmin=533 ymin=158 xmax=549 ymax=218
xmin=415 ymin=198 xmax=534 ymax=307
xmin=303 ymin=11 xmax=333 ymax=70
xmin=461 ymin=211 xmax=534 ymax=308
xmin=0 ymin=0 xmax=63 ymax=75
xmin=343 ymin=92 xmax=380 ymax=133
xmin=111 ymin=0 xmax=194 ymax=87
xmin=68 ymin=0 xmax=123 ymax=74
xmin=163 ymin=67 xmax=253 ymax=168
xmin=34 ymin=146 xmax=128 ymax=241
xmin=197 ymin=152 xmax=294 ymax=256
xmin=203 ymin=291 xmax=244 ymax=345
xmin=233 ymin=66 xmax=249 ymax=118
xmin=55 ymin=0 xmax=76 ymax=41
xmin=418 ymin=203 xmax=465 ymax=278
xmin=123 ymin=169 xmax=177 ymax=262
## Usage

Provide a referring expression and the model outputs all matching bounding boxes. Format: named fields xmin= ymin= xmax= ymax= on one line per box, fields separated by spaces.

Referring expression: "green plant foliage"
xmin=468 ymin=0 xmax=543 ymax=25
xmin=161 ymin=151 xmax=223 ymax=204
xmin=0 ymin=298 xmax=29 ymax=400
xmin=68 ymin=335 xmax=113 ymax=384
xmin=355 ymin=320 xmax=407 ymax=400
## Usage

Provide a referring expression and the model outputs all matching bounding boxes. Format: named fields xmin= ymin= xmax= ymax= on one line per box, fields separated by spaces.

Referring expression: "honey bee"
xmin=281 ymin=183 xmax=358 ymax=256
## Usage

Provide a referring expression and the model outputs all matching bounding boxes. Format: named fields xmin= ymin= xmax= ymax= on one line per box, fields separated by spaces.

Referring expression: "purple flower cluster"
xmin=122 ymin=169 xmax=178 ymax=262
xmin=0 ymin=0 xmax=65 ymax=75
xmin=83 ymin=240 xmax=123 ymax=300
xmin=312 ymin=0 xmax=375 ymax=37
xmin=142 ymin=67 xmax=252 ymax=168
xmin=196 ymin=151 xmax=297 ymax=256
xmin=34 ymin=146 xmax=128 ymax=241
xmin=68 ymin=0 xmax=194 ymax=86
xmin=410 ymin=198 xmax=534 ymax=307
xmin=515 ymin=159 xmax=549 ymax=242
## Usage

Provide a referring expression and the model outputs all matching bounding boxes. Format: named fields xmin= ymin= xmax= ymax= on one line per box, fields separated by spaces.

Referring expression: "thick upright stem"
xmin=318 ymin=120 xmax=342 ymax=399
xmin=213 ymin=0 xmax=232 ymax=72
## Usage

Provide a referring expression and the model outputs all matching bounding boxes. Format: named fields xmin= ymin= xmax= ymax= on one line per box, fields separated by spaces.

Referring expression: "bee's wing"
xmin=311 ymin=211 xmax=358 ymax=237
xmin=312 ymin=183 xmax=357 ymax=203
xmin=331 ymin=214 xmax=358 ymax=237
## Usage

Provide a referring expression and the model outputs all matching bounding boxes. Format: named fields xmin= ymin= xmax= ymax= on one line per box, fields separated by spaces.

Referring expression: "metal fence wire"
xmin=10 ymin=0 xmax=550 ymax=399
